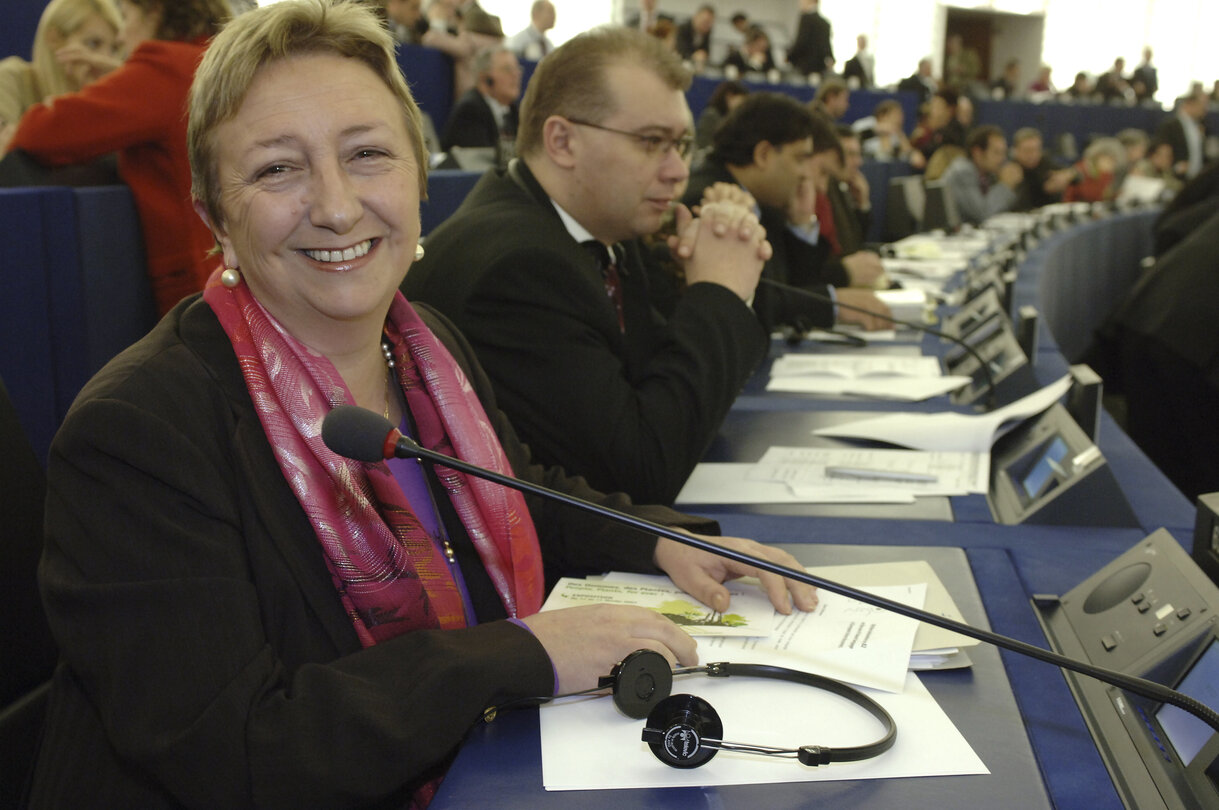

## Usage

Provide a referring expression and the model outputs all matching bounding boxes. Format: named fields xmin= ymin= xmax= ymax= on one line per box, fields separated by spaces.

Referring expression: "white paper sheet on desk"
xmin=698 ymin=582 xmax=925 ymax=693
xmin=542 ymin=575 xmax=777 ymax=638
xmin=749 ymin=446 xmax=989 ymax=496
xmin=767 ymin=375 xmax=972 ymax=400
xmin=882 ymin=257 xmax=966 ymax=280
xmin=539 ymin=670 xmax=988 ymax=790
xmin=812 ymin=375 xmax=1073 ymax=452
xmin=770 ymin=354 xmax=945 ymax=379
xmin=676 ymin=463 xmax=917 ymax=504
xmin=800 ymin=327 xmax=900 ymax=343
xmin=804 ymin=561 xmax=981 ymax=654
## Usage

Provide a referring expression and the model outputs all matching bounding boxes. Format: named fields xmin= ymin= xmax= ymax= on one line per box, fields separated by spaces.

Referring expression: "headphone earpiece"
xmin=603 ymin=649 xmax=673 ymax=719
xmin=642 ymin=694 xmax=723 ymax=768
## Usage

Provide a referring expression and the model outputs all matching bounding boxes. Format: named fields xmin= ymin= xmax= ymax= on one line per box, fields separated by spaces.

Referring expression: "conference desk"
xmin=431 ymin=210 xmax=1197 ymax=809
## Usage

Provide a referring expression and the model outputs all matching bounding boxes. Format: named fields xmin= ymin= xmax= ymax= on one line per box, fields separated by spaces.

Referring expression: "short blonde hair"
xmin=31 ymin=0 xmax=122 ymax=98
xmin=188 ymin=0 xmax=427 ymax=229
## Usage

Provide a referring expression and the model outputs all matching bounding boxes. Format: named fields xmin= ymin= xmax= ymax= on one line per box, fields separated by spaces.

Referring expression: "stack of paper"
xmin=811 ymin=375 xmax=1073 ymax=453
xmin=537 ymin=567 xmax=989 ymax=790
xmin=766 ymin=354 xmax=970 ymax=401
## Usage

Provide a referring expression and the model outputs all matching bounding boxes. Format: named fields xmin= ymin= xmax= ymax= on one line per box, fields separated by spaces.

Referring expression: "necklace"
xmin=381 ymin=337 xmax=395 ymax=421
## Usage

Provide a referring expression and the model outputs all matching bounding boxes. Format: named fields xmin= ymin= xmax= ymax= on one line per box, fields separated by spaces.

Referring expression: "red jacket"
xmin=13 ymin=39 xmax=217 ymax=315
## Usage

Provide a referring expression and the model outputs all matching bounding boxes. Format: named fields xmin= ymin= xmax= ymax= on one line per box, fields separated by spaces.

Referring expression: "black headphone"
xmin=492 ymin=649 xmax=898 ymax=770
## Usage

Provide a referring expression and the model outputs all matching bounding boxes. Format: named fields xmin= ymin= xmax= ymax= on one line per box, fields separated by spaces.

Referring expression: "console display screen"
xmin=1020 ymin=436 xmax=1069 ymax=500
xmin=1157 ymin=641 xmax=1219 ymax=765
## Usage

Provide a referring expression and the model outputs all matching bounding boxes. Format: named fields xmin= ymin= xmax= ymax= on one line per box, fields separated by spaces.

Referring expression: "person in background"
xmin=787 ymin=0 xmax=832 ymax=77
xmin=897 ymin=56 xmax=936 ymax=105
xmin=28 ymin=4 xmax=817 ymax=806
xmin=1009 ymin=127 xmax=1073 ymax=211
xmin=684 ymin=92 xmax=892 ymax=333
xmin=1156 ymin=88 xmax=1209 ymax=180
xmin=911 ymin=87 xmax=966 ymax=161
xmin=674 ymin=4 xmax=714 ymax=69
xmin=1064 ymin=136 xmax=1125 ymax=203
xmin=0 ymin=0 xmax=121 ymax=128
xmin=1132 ymin=46 xmax=1158 ymax=102
xmin=722 ymin=25 xmax=775 ymax=76
xmin=1065 ymin=70 xmax=1093 ymax=100
xmin=505 ymin=0 xmax=555 ymax=61
xmin=1027 ymin=64 xmax=1054 ymax=95
xmin=383 ymin=0 xmax=426 ymax=43
xmin=828 ymin=126 xmax=873 ymax=255
xmin=1096 ymin=56 xmax=1132 ymax=104
xmin=1131 ymin=137 xmax=1184 ymax=195
xmin=941 ymin=124 xmax=1022 ymax=224
xmin=854 ymin=98 xmax=926 ymax=169
xmin=405 ymin=26 xmax=775 ymax=507
xmin=990 ymin=58 xmax=1021 ymax=100
xmin=440 ymin=45 xmax=521 ymax=155
xmin=811 ymin=77 xmax=850 ymax=121
xmin=3 ymin=0 xmax=227 ymax=316
xmin=943 ymin=34 xmax=980 ymax=91
xmin=842 ymin=34 xmax=873 ymax=88
xmin=694 ymin=78 xmax=748 ymax=153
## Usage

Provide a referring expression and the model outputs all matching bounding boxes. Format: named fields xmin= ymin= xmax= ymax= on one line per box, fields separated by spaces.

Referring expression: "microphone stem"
xmin=399 ymin=436 xmax=1219 ymax=733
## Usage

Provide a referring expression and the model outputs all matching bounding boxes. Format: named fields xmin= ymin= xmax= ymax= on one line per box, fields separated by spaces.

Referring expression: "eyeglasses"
xmin=565 ymin=118 xmax=694 ymax=160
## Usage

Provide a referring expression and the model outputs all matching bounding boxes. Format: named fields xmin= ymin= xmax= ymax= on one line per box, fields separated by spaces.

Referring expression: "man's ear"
xmin=752 ymin=139 xmax=775 ymax=169
xmin=193 ymin=199 xmax=238 ymax=268
xmin=541 ymin=115 xmax=578 ymax=169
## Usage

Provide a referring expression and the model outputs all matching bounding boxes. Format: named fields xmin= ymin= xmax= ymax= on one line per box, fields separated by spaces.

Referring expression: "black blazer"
xmin=403 ymin=160 xmax=766 ymax=505
xmin=683 ymin=157 xmax=844 ymax=331
xmin=29 ymin=295 xmax=715 ymax=809
xmin=787 ymin=11 xmax=832 ymax=75
xmin=440 ymin=88 xmax=518 ymax=152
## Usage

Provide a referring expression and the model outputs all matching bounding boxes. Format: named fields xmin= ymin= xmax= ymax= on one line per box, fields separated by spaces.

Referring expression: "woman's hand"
xmin=520 ymin=604 xmax=698 ymax=694
xmin=653 ymin=534 xmax=820 ymax=615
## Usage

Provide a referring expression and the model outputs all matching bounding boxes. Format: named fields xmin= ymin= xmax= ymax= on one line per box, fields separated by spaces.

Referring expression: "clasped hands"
xmin=667 ymin=183 xmax=770 ymax=301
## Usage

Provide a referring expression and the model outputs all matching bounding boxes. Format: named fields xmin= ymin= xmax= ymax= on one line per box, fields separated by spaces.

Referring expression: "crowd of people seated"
xmin=6 ymin=1 xmax=1219 ymax=807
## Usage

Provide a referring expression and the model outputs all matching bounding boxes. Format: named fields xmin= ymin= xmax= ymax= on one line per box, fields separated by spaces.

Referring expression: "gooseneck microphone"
xmin=757 ymin=277 xmax=999 ymax=410
xmin=321 ymin=404 xmax=1219 ymax=733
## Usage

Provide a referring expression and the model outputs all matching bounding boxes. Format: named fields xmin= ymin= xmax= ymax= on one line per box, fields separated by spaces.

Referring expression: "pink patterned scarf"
xmin=204 ymin=270 xmax=545 ymax=648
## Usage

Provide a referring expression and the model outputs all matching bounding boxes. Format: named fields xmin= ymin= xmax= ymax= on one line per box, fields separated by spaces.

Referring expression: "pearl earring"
xmin=220 ymin=266 xmax=242 ymax=288
xmin=414 ymin=243 xmax=425 ymax=261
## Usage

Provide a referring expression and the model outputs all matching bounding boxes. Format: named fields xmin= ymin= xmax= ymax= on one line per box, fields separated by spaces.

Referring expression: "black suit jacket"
xmin=683 ymin=157 xmax=844 ymax=331
xmin=402 ymin=160 xmax=766 ymax=505
xmin=440 ymin=88 xmax=518 ymax=152
xmin=29 ymin=295 xmax=716 ymax=809
xmin=1154 ymin=114 xmax=1206 ymax=179
xmin=674 ymin=20 xmax=710 ymax=61
xmin=787 ymin=10 xmax=832 ymax=75
xmin=843 ymin=55 xmax=870 ymax=88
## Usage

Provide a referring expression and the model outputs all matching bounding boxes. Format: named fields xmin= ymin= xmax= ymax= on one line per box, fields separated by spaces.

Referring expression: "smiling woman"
xmin=24 ymin=1 xmax=816 ymax=807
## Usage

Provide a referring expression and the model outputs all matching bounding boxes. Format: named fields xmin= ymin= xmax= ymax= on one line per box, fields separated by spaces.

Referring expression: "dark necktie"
xmin=585 ymin=241 xmax=625 ymax=333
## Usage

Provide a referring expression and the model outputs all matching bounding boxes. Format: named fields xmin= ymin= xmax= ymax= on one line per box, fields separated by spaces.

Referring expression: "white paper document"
xmin=539 ymin=670 xmax=988 ymax=791
xmin=770 ymin=354 xmax=945 ymax=379
xmin=766 ymin=375 xmax=972 ymax=400
xmin=542 ymin=575 xmax=777 ymax=638
xmin=748 ymin=446 xmax=989 ymax=498
xmin=812 ymin=375 xmax=1073 ymax=452
xmin=677 ymin=463 xmax=917 ymax=504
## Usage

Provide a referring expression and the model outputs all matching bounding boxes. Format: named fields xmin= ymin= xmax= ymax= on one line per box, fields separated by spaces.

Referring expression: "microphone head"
xmin=321 ymin=405 xmax=395 ymax=462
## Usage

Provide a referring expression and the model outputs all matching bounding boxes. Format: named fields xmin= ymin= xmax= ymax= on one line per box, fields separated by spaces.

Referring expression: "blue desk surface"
xmin=433 ymin=542 xmax=1084 ymax=810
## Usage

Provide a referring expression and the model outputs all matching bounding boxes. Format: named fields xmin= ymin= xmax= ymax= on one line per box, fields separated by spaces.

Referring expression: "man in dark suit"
xmin=1155 ymin=88 xmax=1209 ymax=181
xmin=1111 ymin=207 xmax=1219 ymax=501
xmin=404 ymin=27 xmax=769 ymax=506
xmin=1132 ymin=46 xmax=1158 ymax=102
xmin=682 ymin=92 xmax=891 ymax=334
xmin=787 ymin=0 xmax=833 ymax=76
xmin=897 ymin=57 xmax=936 ymax=105
xmin=440 ymin=46 xmax=522 ymax=153
xmin=842 ymin=34 xmax=873 ymax=88
xmin=674 ymin=4 xmax=714 ymax=66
